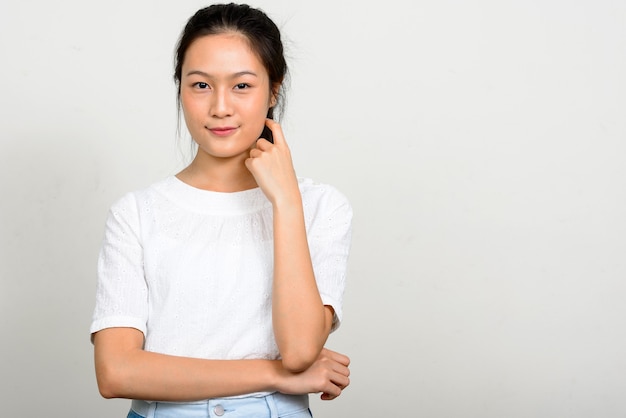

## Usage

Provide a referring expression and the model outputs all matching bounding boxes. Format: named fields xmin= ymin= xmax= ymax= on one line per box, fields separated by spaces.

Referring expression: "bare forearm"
xmin=108 ymin=354 xmax=278 ymax=401
xmin=94 ymin=328 xmax=350 ymax=402
xmin=272 ymin=198 xmax=331 ymax=371
xmin=94 ymin=329 xmax=281 ymax=401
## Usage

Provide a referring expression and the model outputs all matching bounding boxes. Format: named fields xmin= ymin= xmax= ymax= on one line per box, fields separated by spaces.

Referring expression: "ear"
xmin=270 ymin=82 xmax=281 ymax=107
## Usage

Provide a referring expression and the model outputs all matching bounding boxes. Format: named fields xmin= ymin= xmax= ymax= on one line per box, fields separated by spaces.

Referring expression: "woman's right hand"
xmin=275 ymin=348 xmax=351 ymax=400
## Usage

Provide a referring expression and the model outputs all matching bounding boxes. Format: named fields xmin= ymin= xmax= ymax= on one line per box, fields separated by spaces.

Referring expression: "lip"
xmin=208 ymin=126 xmax=238 ymax=137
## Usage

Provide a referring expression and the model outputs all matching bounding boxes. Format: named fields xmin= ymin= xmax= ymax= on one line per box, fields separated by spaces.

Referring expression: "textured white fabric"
xmin=90 ymin=176 xmax=352 ymax=362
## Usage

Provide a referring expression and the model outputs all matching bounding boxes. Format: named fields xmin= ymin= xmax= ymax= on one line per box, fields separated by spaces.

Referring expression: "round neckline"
xmin=157 ymin=176 xmax=270 ymax=215
xmin=171 ymin=175 xmax=262 ymax=196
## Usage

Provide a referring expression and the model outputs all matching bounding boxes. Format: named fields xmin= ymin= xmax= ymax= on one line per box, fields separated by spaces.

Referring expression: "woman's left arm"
xmin=246 ymin=119 xmax=335 ymax=372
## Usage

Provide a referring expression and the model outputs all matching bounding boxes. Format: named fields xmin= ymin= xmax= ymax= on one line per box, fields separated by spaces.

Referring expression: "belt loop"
xmin=265 ymin=393 xmax=278 ymax=418
xmin=147 ymin=401 xmax=157 ymax=418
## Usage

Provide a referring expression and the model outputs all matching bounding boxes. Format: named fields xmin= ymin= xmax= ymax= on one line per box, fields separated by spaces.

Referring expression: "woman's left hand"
xmin=245 ymin=119 xmax=300 ymax=206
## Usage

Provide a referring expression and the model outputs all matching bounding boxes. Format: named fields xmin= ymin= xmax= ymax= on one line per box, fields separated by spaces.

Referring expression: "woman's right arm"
xmin=93 ymin=327 xmax=350 ymax=402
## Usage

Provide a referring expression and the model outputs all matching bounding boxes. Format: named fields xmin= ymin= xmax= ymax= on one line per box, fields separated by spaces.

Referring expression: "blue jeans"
xmin=127 ymin=393 xmax=311 ymax=418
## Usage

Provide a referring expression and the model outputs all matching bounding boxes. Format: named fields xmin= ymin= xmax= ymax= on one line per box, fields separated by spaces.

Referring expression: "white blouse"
xmin=91 ymin=176 xmax=352 ymax=362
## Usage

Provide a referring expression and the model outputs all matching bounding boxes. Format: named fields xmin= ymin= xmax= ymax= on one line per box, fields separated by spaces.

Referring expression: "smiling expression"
xmin=180 ymin=33 xmax=276 ymax=161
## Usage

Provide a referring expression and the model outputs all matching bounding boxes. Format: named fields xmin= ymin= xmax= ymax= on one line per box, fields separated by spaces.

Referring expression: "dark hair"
xmin=174 ymin=3 xmax=288 ymax=120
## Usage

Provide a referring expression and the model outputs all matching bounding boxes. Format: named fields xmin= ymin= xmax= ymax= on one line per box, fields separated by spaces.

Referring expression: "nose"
xmin=210 ymin=88 xmax=233 ymax=118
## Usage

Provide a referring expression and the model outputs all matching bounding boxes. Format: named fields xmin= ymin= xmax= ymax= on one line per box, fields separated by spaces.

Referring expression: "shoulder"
xmin=298 ymin=177 xmax=352 ymax=220
xmin=299 ymin=177 xmax=350 ymax=203
xmin=107 ymin=177 xmax=174 ymax=216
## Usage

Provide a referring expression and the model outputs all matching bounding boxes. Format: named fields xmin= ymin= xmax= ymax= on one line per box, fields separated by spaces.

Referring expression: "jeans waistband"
xmin=131 ymin=392 xmax=309 ymax=418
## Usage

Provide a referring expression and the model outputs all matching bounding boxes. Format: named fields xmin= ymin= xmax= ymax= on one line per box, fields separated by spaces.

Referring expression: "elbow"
xmin=93 ymin=328 xmax=144 ymax=399
xmin=281 ymin=348 xmax=320 ymax=373
xmin=97 ymin=378 xmax=117 ymax=399
xmin=98 ymin=385 xmax=117 ymax=400
xmin=95 ymin=362 xmax=128 ymax=399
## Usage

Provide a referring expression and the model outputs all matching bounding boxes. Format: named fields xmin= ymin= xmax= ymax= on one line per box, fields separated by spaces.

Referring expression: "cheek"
xmin=181 ymin=95 xmax=204 ymax=122
xmin=248 ymin=93 xmax=272 ymax=117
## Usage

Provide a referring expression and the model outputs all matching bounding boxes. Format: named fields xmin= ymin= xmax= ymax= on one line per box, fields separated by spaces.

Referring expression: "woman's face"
xmin=180 ymin=33 xmax=275 ymax=160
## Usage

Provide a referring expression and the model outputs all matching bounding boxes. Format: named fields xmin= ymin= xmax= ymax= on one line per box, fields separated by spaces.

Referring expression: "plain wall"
xmin=1 ymin=0 xmax=625 ymax=416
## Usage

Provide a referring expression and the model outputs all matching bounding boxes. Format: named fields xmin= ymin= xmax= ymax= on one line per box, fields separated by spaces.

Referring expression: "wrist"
xmin=272 ymin=191 xmax=303 ymax=213
xmin=267 ymin=177 xmax=301 ymax=207
xmin=268 ymin=360 xmax=288 ymax=393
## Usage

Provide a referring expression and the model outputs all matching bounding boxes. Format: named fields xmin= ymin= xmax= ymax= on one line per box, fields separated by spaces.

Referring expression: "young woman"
xmin=90 ymin=4 xmax=353 ymax=417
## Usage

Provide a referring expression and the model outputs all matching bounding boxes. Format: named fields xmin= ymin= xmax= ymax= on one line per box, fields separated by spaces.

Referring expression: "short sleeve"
xmin=90 ymin=193 xmax=148 ymax=338
xmin=305 ymin=185 xmax=353 ymax=333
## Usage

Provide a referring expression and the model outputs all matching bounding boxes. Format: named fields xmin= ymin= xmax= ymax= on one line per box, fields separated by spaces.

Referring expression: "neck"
xmin=176 ymin=152 xmax=257 ymax=193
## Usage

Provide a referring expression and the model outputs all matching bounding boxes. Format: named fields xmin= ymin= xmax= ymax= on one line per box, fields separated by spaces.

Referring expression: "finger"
xmin=265 ymin=118 xmax=287 ymax=146
xmin=320 ymin=392 xmax=336 ymax=401
xmin=331 ymin=372 xmax=350 ymax=389
xmin=244 ymin=157 xmax=254 ymax=172
xmin=249 ymin=148 xmax=262 ymax=158
xmin=317 ymin=370 xmax=349 ymax=401
xmin=254 ymin=136 xmax=272 ymax=151
xmin=332 ymin=362 xmax=350 ymax=378
xmin=320 ymin=385 xmax=342 ymax=401
xmin=327 ymin=350 xmax=350 ymax=367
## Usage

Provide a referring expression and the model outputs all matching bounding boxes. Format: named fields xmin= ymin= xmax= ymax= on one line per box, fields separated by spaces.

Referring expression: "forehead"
xmin=182 ymin=33 xmax=267 ymax=76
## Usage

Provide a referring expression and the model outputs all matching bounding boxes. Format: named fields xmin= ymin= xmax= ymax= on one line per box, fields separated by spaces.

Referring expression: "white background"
xmin=1 ymin=0 xmax=625 ymax=416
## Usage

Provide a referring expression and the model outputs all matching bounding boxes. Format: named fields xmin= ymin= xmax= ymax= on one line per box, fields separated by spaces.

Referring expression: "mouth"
xmin=208 ymin=126 xmax=237 ymax=137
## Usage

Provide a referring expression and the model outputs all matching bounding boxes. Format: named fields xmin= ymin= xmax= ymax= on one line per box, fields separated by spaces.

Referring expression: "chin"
xmin=198 ymin=143 xmax=254 ymax=160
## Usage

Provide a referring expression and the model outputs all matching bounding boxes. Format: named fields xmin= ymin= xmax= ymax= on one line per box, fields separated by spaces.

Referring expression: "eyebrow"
xmin=185 ymin=70 xmax=258 ymax=78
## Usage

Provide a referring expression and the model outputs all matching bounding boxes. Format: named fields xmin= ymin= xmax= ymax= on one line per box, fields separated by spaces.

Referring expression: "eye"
xmin=193 ymin=82 xmax=209 ymax=89
xmin=234 ymin=83 xmax=250 ymax=90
